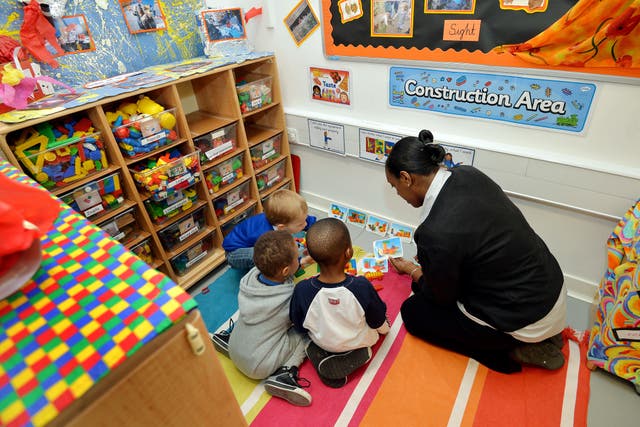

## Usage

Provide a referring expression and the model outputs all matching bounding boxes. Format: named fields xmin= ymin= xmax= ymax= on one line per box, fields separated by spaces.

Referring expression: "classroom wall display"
xmin=285 ymin=0 xmax=321 ymax=46
xmin=321 ymin=0 xmax=640 ymax=81
xmin=0 ymin=0 xmax=203 ymax=87
xmin=389 ymin=66 xmax=597 ymax=133
xmin=308 ymin=118 xmax=346 ymax=154
xmin=358 ymin=128 xmax=403 ymax=164
xmin=310 ymin=67 xmax=351 ymax=105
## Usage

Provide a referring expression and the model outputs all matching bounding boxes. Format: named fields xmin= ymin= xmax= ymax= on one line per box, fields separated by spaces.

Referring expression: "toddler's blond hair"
xmin=264 ymin=189 xmax=308 ymax=225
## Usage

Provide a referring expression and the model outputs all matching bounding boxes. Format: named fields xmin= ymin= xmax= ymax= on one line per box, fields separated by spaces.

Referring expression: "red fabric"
xmin=0 ymin=173 xmax=58 ymax=258
xmin=19 ymin=0 xmax=63 ymax=67
xmin=0 ymin=36 xmax=21 ymax=63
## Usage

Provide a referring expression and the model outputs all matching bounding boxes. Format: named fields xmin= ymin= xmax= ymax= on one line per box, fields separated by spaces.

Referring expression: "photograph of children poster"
xmin=358 ymin=128 xmax=403 ymax=164
xmin=119 ymin=0 xmax=167 ymax=34
xmin=47 ymin=15 xmax=95 ymax=55
xmin=310 ymin=67 xmax=351 ymax=105
xmin=201 ymin=8 xmax=247 ymax=43
xmin=425 ymin=0 xmax=476 ymax=13
xmin=284 ymin=0 xmax=320 ymax=46
xmin=372 ymin=0 xmax=414 ymax=37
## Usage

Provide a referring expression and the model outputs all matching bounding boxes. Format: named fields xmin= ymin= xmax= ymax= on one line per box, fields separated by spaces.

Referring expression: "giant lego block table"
xmin=0 ymin=159 xmax=245 ymax=426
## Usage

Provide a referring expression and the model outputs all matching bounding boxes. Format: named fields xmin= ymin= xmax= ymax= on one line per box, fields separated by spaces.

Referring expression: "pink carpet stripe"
xmin=250 ymin=271 xmax=412 ymax=426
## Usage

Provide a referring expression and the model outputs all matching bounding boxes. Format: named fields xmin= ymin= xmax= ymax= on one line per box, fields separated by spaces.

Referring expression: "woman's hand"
xmin=389 ymin=257 xmax=416 ymax=275
xmin=390 ymin=257 xmax=423 ymax=281
xmin=300 ymin=255 xmax=314 ymax=268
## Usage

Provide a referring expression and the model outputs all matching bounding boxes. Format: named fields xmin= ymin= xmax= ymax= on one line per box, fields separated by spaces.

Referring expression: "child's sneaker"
xmin=264 ymin=366 xmax=312 ymax=406
xmin=211 ymin=319 xmax=234 ymax=357
xmin=318 ymin=347 xmax=372 ymax=380
xmin=318 ymin=374 xmax=348 ymax=389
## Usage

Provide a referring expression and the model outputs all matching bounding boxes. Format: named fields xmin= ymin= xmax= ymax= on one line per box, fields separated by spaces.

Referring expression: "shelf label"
xmin=179 ymin=216 xmax=198 ymax=241
xmin=206 ymin=141 xmax=233 ymax=160
xmin=186 ymin=250 xmax=207 ymax=268
xmin=163 ymin=197 xmax=187 ymax=215
xmin=267 ymin=168 xmax=280 ymax=186
xmin=211 ymin=129 xmax=225 ymax=139
xmin=140 ymin=131 xmax=166 ymax=146
xmin=113 ymin=231 xmax=125 ymax=241
xmin=168 ymin=173 xmax=192 ymax=189
xmin=168 ymin=163 xmax=187 ymax=178
xmin=224 ymin=195 xmax=244 ymax=214
xmin=222 ymin=172 xmax=235 ymax=183
xmin=179 ymin=225 xmax=199 ymax=242
xmin=251 ymin=99 xmax=262 ymax=108
xmin=84 ymin=203 xmax=105 ymax=217
xmin=102 ymin=221 xmax=120 ymax=237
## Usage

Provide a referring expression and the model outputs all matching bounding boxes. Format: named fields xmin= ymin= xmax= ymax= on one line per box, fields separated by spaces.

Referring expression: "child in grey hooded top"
xmin=227 ymin=230 xmax=312 ymax=406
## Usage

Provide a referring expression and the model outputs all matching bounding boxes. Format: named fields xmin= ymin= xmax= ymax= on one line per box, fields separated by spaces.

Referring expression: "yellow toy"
xmin=137 ymin=96 xmax=164 ymax=115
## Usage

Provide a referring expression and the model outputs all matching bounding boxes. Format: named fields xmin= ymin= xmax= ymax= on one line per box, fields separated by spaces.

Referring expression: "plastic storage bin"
xmin=97 ymin=207 xmax=141 ymax=245
xmin=130 ymin=151 xmax=201 ymax=201
xmin=256 ymin=160 xmax=286 ymax=192
xmin=144 ymin=186 xmax=198 ymax=225
xmin=236 ymin=74 xmax=272 ymax=113
xmin=170 ymin=234 xmax=213 ymax=276
xmin=158 ymin=206 xmax=207 ymax=252
xmin=204 ymin=153 xmax=244 ymax=194
xmin=112 ymin=108 xmax=180 ymax=158
xmin=250 ymin=133 xmax=282 ymax=169
xmin=130 ymin=238 xmax=154 ymax=265
xmin=194 ymin=122 xmax=237 ymax=164
xmin=221 ymin=205 xmax=256 ymax=236
xmin=59 ymin=172 xmax=124 ymax=219
xmin=213 ymin=181 xmax=251 ymax=220
xmin=15 ymin=131 xmax=108 ymax=190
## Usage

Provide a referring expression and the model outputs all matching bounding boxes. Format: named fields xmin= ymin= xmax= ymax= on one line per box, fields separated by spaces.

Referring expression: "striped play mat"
xmin=197 ymin=268 xmax=591 ymax=426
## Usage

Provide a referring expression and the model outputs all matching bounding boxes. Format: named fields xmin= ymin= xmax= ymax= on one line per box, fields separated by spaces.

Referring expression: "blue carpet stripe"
xmin=194 ymin=268 xmax=245 ymax=332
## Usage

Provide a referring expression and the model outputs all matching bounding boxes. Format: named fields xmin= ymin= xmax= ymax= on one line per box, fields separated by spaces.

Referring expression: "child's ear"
xmin=345 ymin=246 xmax=353 ymax=260
xmin=274 ymin=223 xmax=286 ymax=231
xmin=282 ymin=265 xmax=291 ymax=277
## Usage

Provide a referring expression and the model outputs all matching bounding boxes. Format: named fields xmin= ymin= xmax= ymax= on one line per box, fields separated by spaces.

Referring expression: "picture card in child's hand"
xmin=365 ymin=214 xmax=390 ymax=236
xmin=346 ymin=208 xmax=367 ymax=228
xmin=373 ymin=237 xmax=403 ymax=259
xmin=344 ymin=258 xmax=357 ymax=275
xmin=360 ymin=257 xmax=388 ymax=273
xmin=389 ymin=222 xmax=414 ymax=242
xmin=329 ymin=203 xmax=348 ymax=221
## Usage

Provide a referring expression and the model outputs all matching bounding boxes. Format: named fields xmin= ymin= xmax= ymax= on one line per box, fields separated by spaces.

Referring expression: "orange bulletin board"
xmin=322 ymin=0 xmax=640 ymax=81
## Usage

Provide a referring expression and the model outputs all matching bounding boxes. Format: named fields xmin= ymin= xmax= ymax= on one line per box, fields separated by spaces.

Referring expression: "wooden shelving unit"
xmin=0 ymin=56 xmax=294 ymax=290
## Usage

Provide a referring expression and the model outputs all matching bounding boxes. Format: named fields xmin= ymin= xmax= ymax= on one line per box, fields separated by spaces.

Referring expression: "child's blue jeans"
xmin=225 ymin=248 xmax=255 ymax=270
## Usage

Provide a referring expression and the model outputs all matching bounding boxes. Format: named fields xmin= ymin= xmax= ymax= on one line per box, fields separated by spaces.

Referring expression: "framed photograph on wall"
xmin=372 ymin=0 xmax=414 ymax=37
xmin=284 ymin=0 xmax=320 ymax=46
xmin=425 ymin=0 xmax=476 ymax=14
xmin=338 ymin=0 xmax=364 ymax=23
xmin=119 ymin=0 xmax=168 ymax=34
xmin=201 ymin=8 xmax=247 ymax=43
xmin=48 ymin=15 xmax=95 ymax=55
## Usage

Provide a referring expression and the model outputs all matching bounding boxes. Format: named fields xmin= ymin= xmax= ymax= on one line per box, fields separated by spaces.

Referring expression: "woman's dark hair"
xmin=385 ymin=129 xmax=445 ymax=177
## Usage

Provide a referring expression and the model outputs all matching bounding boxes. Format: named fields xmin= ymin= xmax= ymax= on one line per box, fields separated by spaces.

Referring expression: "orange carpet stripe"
xmin=360 ymin=334 xmax=472 ymax=426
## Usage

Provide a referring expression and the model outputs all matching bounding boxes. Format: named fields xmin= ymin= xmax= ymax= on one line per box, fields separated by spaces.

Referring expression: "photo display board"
xmin=321 ymin=0 xmax=640 ymax=81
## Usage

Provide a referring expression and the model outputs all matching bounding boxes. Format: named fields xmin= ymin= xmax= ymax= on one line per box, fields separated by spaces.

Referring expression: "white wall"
xmin=253 ymin=0 xmax=640 ymax=303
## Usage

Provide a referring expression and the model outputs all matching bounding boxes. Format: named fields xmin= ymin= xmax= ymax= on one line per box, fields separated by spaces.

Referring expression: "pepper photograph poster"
xmin=321 ymin=0 xmax=640 ymax=81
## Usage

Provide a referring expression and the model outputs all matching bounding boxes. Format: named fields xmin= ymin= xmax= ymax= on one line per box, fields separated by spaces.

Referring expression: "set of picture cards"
xmin=330 ymin=203 xmax=413 ymax=242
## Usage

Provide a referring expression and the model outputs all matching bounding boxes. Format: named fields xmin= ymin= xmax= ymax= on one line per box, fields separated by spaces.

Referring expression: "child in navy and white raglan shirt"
xmin=290 ymin=218 xmax=390 ymax=388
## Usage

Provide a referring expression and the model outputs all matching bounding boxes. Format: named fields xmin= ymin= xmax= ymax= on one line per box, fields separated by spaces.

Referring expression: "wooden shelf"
xmin=0 ymin=55 xmax=295 ymax=291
